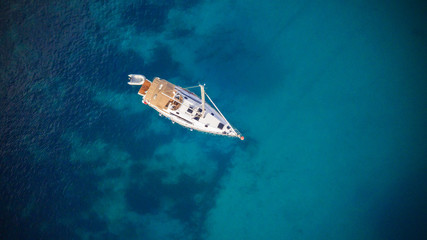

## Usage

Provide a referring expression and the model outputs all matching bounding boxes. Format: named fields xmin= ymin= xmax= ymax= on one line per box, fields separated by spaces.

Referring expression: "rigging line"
xmin=162 ymin=85 xmax=200 ymax=94
xmin=205 ymin=93 xmax=230 ymax=125
xmin=183 ymin=85 xmax=201 ymax=90
xmin=205 ymin=92 xmax=242 ymax=136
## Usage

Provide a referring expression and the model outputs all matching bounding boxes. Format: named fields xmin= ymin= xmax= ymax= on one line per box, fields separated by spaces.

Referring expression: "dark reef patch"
xmin=144 ymin=43 xmax=181 ymax=80
xmin=122 ymin=2 xmax=171 ymax=33
xmin=121 ymin=0 xmax=202 ymax=34
xmin=125 ymin=171 xmax=166 ymax=215
xmin=164 ymin=174 xmax=206 ymax=223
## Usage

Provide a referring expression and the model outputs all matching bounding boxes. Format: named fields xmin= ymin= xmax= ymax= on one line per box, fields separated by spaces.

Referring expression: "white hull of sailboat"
xmin=128 ymin=74 xmax=243 ymax=140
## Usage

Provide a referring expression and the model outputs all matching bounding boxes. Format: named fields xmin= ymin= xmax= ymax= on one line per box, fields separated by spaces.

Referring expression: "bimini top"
xmin=144 ymin=77 xmax=178 ymax=110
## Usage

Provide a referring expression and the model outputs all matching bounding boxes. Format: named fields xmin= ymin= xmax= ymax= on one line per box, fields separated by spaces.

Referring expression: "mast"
xmin=200 ymin=84 xmax=205 ymax=117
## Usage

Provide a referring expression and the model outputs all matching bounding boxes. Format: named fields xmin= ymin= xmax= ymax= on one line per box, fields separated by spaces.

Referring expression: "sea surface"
xmin=1 ymin=0 xmax=426 ymax=239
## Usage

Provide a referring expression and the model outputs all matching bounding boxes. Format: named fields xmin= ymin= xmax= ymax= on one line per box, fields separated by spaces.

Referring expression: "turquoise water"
xmin=1 ymin=0 xmax=426 ymax=239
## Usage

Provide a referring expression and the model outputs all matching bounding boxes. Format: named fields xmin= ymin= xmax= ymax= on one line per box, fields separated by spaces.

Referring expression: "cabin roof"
xmin=145 ymin=77 xmax=176 ymax=110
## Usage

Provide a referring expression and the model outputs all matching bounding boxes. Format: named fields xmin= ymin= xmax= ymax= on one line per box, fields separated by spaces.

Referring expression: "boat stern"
xmin=128 ymin=74 xmax=152 ymax=96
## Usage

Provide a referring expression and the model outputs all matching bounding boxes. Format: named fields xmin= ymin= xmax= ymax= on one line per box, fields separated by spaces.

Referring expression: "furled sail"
xmin=200 ymin=84 xmax=206 ymax=117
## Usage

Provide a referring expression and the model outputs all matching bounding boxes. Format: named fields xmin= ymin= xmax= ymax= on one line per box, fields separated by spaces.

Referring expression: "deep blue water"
xmin=1 ymin=0 xmax=426 ymax=239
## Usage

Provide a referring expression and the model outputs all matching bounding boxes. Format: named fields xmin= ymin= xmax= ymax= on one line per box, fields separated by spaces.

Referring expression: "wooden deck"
xmin=138 ymin=80 xmax=152 ymax=96
xmin=144 ymin=78 xmax=176 ymax=110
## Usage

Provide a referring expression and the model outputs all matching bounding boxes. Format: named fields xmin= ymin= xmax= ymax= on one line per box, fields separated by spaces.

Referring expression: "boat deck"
xmin=138 ymin=80 xmax=152 ymax=96
xmin=130 ymin=74 xmax=243 ymax=139
xmin=145 ymin=78 xmax=180 ymax=110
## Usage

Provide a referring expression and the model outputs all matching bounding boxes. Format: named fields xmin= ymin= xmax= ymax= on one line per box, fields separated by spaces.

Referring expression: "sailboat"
xmin=128 ymin=74 xmax=244 ymax=140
